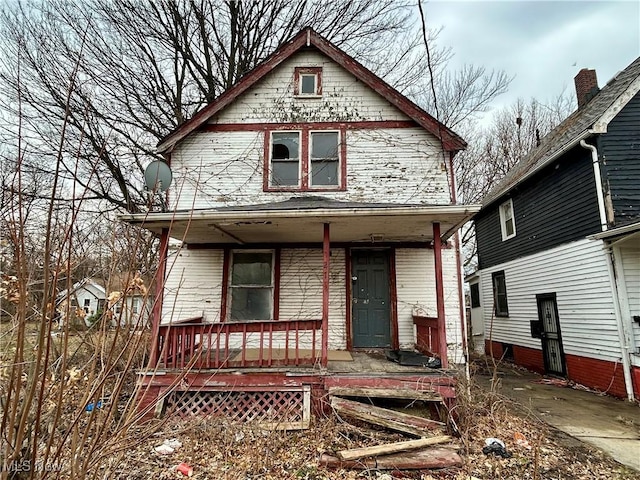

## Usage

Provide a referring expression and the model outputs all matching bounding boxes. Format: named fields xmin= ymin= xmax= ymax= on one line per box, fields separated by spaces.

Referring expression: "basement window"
xmin=229 ymin=251 xmax=274 ymax=321
xmin=499 ymin=199 xmax=516 ymax=240
xmin=492 ymin=270 xmax=509 ymax=317
xmin=294 ymin=67 xmax=322 ymax=96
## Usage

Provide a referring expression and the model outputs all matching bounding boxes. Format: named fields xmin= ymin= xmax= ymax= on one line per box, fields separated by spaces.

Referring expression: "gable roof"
xmin=57 ymin=278 xmax=106 ymax=302
xmin=481 ymin=55 xmax=640 ymax=209
xmin=157 ymin=27 xmax=466 ymax=154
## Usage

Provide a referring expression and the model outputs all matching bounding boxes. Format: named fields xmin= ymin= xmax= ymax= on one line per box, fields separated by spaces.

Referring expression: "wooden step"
xmin=329 ymin=387 xmax=443 ymax=402
xmin=330 ymin=396 xmax=444 ymax=437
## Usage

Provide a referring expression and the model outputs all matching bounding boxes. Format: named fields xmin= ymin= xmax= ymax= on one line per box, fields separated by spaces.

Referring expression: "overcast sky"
xmin=424 ymin=0 xmax=640 ymax=114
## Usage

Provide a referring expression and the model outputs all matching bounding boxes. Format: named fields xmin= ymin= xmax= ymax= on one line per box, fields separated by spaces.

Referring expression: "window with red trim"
xmin=294 ymin=67 xmax=322 ymax=96
xmin=267 ymin=129 xmax=343 ymax=190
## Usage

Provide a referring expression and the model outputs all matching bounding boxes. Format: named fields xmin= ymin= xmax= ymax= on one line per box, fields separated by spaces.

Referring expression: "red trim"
xmin=294 ymin=67 xmax=322 ymax=96
xmin=220 ymin=248 xmax=230 ymax=322
xmin=321 ymin=223 xmax=330 ymax=366
xmin=301 ymin=127 xmax=310 ymax=189
xmin=432 ymin=223 xmax=448 ymax=368
xmin=345 ymin=248 xmax=352 ymax=351
xmin=150 ymin=228 xmax=169 ymax=365
xmin=262 ymin=131 xmax=270 ymax=191
xmin=389 ymin=248 xmax=399 ymax=350
xmin=273 ymin=248 xmax=281 ymax=321
xmin=156 ymin=28 xmax=465 ymax=153
xmin=340 ymin=126 xmax=347 ymax=189
xmin=200 ymin=120 xmax=417 ymax=132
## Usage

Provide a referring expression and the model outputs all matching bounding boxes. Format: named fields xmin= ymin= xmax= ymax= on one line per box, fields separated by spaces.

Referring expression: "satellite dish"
xmin=144 ymin=161 xmax=173 ymax=192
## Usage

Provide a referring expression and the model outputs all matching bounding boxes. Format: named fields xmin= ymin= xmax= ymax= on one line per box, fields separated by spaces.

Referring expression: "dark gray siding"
xmin=476 ymin=147 xmax=602 ymax=269
xmin=599 ymin=91 xmax=640 ymax=227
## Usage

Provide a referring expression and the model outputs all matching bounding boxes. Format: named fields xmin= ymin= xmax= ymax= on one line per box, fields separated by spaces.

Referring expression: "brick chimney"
xmin=574 ymin=68 xmax=599 ymax=108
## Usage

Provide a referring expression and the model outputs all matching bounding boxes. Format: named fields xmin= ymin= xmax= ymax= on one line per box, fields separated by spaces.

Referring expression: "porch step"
xmin=164 ymin=385 xmax=312 ymax=430
xmin=329 ymin=387 xmax=443 ymax=402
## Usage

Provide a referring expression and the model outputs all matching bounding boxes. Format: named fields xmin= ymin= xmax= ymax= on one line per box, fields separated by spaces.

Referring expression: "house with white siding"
xmin=121 ymin=28 xmax=478 ymax=422
xmin=473 ymin=57 xmax=640 ymax=401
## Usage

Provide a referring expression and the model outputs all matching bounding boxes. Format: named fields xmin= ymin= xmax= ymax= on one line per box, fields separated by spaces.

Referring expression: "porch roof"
xmin=120 ymin=198 xmax=480 ymax=244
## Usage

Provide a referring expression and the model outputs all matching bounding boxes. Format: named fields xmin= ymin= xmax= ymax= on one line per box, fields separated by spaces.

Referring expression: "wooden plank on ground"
xmin=320 ymin=448 xmax=463 ymax=470
xmin=337 ymin=435 xmax=451 ymax=461
xmin=329 ymin=387 xmax=443 ymax=402
xmin=331 ymin=397 xmax=443 ymax=436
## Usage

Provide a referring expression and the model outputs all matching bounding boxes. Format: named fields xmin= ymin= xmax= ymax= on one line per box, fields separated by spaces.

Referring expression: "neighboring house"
xmin=56 ymin=278 xmax=106 ymax=325
xmin=465 ymin=273 xmax=484 ymax=354
xmin=121 ymin=28 xmax=479 ymax=422
xmin=107 ymin=272 xmax=152 ymax=328
xmin=473 ymin=58 xmax=640 ymax=400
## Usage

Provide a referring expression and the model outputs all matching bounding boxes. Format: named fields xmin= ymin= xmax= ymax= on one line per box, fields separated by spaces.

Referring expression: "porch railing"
xmin=413 ymin=315 xmax=444 ymax=360
xmin=154 ymin=317 xmax=325 ymax=369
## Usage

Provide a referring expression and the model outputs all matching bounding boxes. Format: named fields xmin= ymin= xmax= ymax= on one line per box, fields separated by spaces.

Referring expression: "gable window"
xmin=499 ymin=199 xmax=516 ymax=240
xmin=266 ymin=129 xmax=344 ymax=191
xmin=492 ymin=270 xmax=509 ymax=317
xmin=271 ymin=132 xmax=301 ymax=186
xmin=229 ymin=251 xmax=274 ymax=321
xmin=83 ymin=298 xmax=91 ymax=313
xmin=294 ymin=67 xmax=322 ymax=96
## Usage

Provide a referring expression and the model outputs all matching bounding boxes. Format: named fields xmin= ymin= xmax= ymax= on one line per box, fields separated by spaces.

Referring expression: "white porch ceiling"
xmin=120 ymin=205 xmax=480 ymax=244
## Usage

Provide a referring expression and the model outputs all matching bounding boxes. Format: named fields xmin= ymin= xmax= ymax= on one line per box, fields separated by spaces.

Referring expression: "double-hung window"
xmin=310 ymin=131 xmax=339 ymax=186
xmin=268 ymin=130 xmax=342 ymax=190
xmin=271 ymin=132 xmax=301 ymax=187
xmin=499 ymin=199 xmax=516 ymax=240
xmin=229 ymin=251 xmax=274 ymax=321
xmin=492 ymin=270 xmax=509 ymax=317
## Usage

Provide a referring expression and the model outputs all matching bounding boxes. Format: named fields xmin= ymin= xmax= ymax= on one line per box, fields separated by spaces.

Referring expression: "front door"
xmin=536 ymin=293 xmax=566 ymax=376
xmin=351 ymin=250 xmax=391 ymax=348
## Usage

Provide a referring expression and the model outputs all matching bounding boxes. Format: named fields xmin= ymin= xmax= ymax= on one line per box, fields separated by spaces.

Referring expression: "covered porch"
xmin=122 ymin=198 xmax=480 ymax=373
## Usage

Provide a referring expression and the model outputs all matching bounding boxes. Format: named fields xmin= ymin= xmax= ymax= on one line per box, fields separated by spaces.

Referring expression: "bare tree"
xmin=0 ymin=0 xmax=510 ymax=215
xmin=455 ymin=94 xmax=575 ymax=271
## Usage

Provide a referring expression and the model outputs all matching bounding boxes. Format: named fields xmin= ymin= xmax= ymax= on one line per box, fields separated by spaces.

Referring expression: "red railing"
xmin=413 ymin=315 xmax=443 ymax=360
xmin=154 ymin=317 xmax=325 ymax=369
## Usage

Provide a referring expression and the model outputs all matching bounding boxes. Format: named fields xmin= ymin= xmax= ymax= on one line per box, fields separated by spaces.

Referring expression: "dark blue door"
xmin=351 ymin=250 xmax=391 ymax=348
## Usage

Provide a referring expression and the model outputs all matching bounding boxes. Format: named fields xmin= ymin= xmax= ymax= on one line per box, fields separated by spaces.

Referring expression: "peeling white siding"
xmin=279 ymin=248 xmax=346 ymax=349
xmin=213 ymin=51 xmax=411 ymax=124
xmin=162 ymin=248 xmax=224 ymax=324
xmin=170 ymin=127 xmax=447 ymax=210
xmin=478 ymin=239 xmax=622 ymax=362
xmin=395 ymin=247 xmax=463 ymax=363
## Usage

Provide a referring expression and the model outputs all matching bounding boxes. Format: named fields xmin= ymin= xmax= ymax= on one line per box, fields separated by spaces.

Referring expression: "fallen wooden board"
xmin=329 ymin=387 xmax=443 ymax=402
xmin=337 ymin=435 xmax=451 ymax=461
xmin=320 ymin=448 xmax=463 ymax=470
xmin=331 ymin=396 xmax=443 ymax=437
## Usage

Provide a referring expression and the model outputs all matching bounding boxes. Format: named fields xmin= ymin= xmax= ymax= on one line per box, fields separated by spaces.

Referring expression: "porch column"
xmin=322 ymin=223 xmax=330 ymax=367
xmin=433 ymin=222 xmax=448 ymax=368
xmin=150 ymin=228 xmax=169 ymax=367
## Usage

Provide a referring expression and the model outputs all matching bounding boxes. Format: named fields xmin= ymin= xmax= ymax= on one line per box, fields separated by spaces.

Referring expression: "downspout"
xmin=580 ymin=139 xmax=608 ymax=232
xmin=580 ymin=140 xmax=634 ymax=400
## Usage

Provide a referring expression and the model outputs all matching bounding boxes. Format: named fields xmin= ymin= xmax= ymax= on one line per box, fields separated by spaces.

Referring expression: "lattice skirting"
xmin=164 ymin=386 xmax=311 ymax=430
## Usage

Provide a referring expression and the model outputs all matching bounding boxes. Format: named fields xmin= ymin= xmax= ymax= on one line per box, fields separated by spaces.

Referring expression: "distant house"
xmin=107 ymin=272 xmax=152 ymax=328
xmin=121 ymin=28 xmax=479 ymax=422
xmin=56 ymin=278 xmax=106 ymax=325
xmin=473 ymin=57 xmax=640 ymax=400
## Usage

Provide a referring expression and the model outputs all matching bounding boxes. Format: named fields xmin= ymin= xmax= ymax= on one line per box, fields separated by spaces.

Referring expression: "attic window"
xmin=294 ymin=67 xmax=322 ymax=96
xmin=499 ymin=199 xmax=516 ymax=241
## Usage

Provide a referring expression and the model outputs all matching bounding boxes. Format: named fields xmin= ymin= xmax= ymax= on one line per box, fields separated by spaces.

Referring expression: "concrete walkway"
xmin=475 ymin=364 xmax=640 ymax=471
